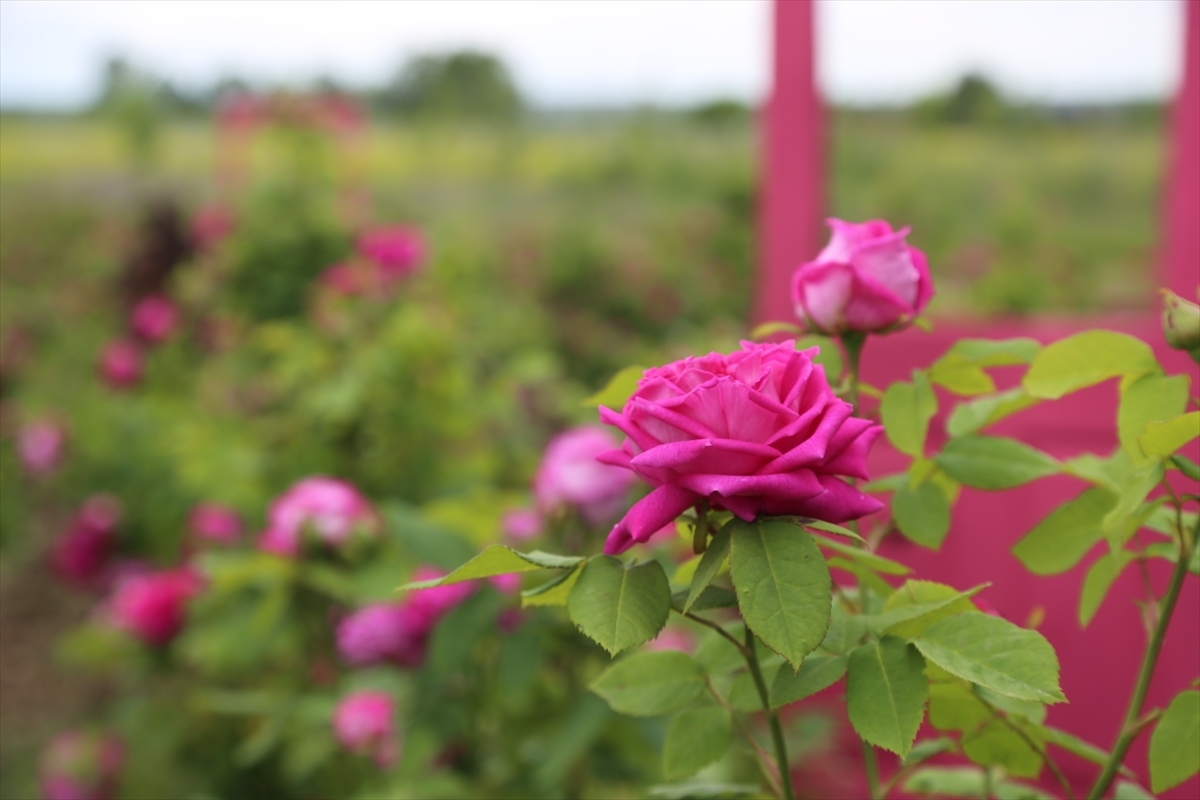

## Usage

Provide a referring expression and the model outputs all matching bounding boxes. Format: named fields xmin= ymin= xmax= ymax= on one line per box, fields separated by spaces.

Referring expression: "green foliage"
xmin=871 ymin=581 xmax=984 ymax=639
xmin=397 ymin=545 xmax=582 ymax=589
xmin=682 ymin=521 xmax=732 ymax=614
xmin=881 ymin=372 xmax=938 ymax=457
xmin=662 ymin=706 xmax=733 ymax=780
xmin=1023 ymin=330 xmax=1159 ymax=399
xmin=1079 ymin=551 xmax=1135 ymax=626
xmin=382 ymin=51 xmax=522 ymax=121
xmin=1142 ymin=412 xmax=1200 ymax=458
xmin=893 ymin=480 xmax=951 ymax=549
xmin=935 ymin=435 xmax=1058 ymax=490
xmin=846 ymin=637 xmax=929 ymax=757
xmin=1117 ymin=373 xmax=1190 ymax=465
xmin=945 ymin=387 xmax=1039 ymax=439
xmin=582 ymin=364 xmax=646 ymax=410
xmin=589 ymin=650 xmax=706 ymax=717
xmin=929 ymin=338 xmax=1040 ymax=396
xmin=1013 ymin=487 xmax=1114 ymax=575
xmin=770 ymin=653 xmax=848 ymax=709
xmin=567 ymin=557 xmax=671 ymax=655
xmin=1149 ymin=690 xmax=1200 ymax=793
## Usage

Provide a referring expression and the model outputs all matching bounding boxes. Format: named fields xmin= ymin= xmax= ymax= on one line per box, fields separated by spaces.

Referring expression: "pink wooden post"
xmin=756 ymin=0 xmax=823 ymax=325
xmin=1164 ymin=0 xmax=1199 ymax=297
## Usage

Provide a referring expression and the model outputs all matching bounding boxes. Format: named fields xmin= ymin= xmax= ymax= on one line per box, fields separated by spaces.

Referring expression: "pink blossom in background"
xmin=109 ymin=567 xmax=202 ymax=646
xmin=598 ymin=341 xmax=883 ymax=554
xmin=792 ymin=218 xmax=933 ymax=335
xmin=332 ymin=691 xmax=400 ymax=769
xmin=488 ymin=572 xmax=523 ymax=594
xmin=336 ymin=604 xmax=427 ymax=668
xmin=191 ymin=205 xmax=235 ymax=252
xmin=188 ymin=503 xmax=242 ymax=545
xmin=645 ymin=627 xmax=694 ymax=654
xmin=17 ymin=419 xmax=65 ymax=477
xmin=357 ymin=226 xmax=426 ymax=282
xmin=319 ymin=262 xmax=363 ymax=297
xmin=534 ymin=426 xmax=635 ymax=525
xmin=405 ymin=566 xmax=476 ymax=624
xmin=501 ymin=508 xmax=542 ymax=542
xmin=257 ymin=476 xmax=378 ymax=558
xmin=97 ymin=340 xmax=143 ymax=390
xmin=50 ymin=495 xmax=121 ymax=589
xmin=39 ymin=730 xmax=123 ymax=800
xmin=129 ymin=295 xmax=179 ymax=345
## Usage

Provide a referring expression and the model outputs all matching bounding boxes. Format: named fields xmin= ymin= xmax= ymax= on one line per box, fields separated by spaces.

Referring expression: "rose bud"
xmin=39 ymin=729 xmax=123 ymax=800
xmin=332 ymin=691 xmax=401 ymax=769
xmin=129 ymin=295 xmax=179 ymax=345
xmin=257 ymin=476 xmax=379 ymax=558
xmin=97 ymin=340 xmax=144 ymax=390
xmin=597 ymin=341 xmax=884 ymax=554
xmin=188 ymin=503 xmax=242 ymax=545
xmin=51 ymin=495 xmax=121 ymax=588
xmin=109 ymin=567 xmax=202 ymax=646
xmin=1161 ymin=288 xmax=1200 ymax=363
xmin=336 ymin=603 xmax=428 ymax=668
xmin=534 ymin=426 xmax=635 ymax=526
xmin=17 ymin=419 xmax=65 ymax=478
xmin=792 ymin=218 xmax=933 ymax=335
xmin=357 ymin=226 xmax=426 ymax=283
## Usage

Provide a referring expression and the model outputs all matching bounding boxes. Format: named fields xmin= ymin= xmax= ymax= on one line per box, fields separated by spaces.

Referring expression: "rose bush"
xmin=38 ymin=730 xmax=123 ymax=800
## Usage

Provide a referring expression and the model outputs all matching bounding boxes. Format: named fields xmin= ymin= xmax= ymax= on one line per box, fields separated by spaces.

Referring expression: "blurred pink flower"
xmin=332 ymin=691 xmax=400 ymax=769
xmin=336 ymin=603 xmax=428 ymax=668
xmin=109 ymin=567 xmax=203 ymax=646
xmin=188 ymin=503 xmax=242 ymax=545
xmin=645 ymin=627 xmax=695 ymax=654
xmin=534 ymin=426 xmax=634 ymax=526
xmin=257 ymin=476 xmax=378 ymax=558
xmin=319 ymin=262 xmax=363 ymax=296
xmin=191 ymin=205 xmax=235 ymax=252
xmin=129 ymin=295 xmax=179 ymax=345
xmin=501 ymin=508 xmax=542 ymax=542
xmin=357 ymin=226 xmax=426 ymax=282
xmin=17 ymin=419 xmax=65 ymax=477
xmin=39 ymin=730 xmax=123 ymax=800
xmin=406 ymin=566 xmax=475 ymax=624
xmin=50 ymin=495 xmax=121 ymax=589
xmin=489 ymin=572 xmax=523 ymax=594
xmin=97 ymin=340 xmax=144 ymax=390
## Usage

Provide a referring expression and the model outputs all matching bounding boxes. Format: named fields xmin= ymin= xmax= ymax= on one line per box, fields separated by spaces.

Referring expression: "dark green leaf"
xmin=589 ymin=650 xmax=706 ymax=716
xmin=1012 ymin=487 xmax=1115 ymax=575
xmin=770 ymin=653 xmax=848 ymax=708
xmin=928 ymin=680 xmax=991 ymax=732
xmin=935 ymin=435 xmax=1059 ymax=490
xmin=671 ymin=585 xmax=738 ymax=613
xmin=568 ymin=557 xmax=671 ymax=655
xmin=962 ymin=720 xmax=1043 ymax=778
xmin=1171 ymin=453 xmax=1200 ymax=481
xmin=398 ymin=545 xmax=583 ymax=590
xmin=683 ymin=521 xmax=732 ymax=613
xmin=1149 ymin=689 xmax=1200 ymax=793
xmin=663 ymin=706 xmax=734 ymax=781
xmin=847 ymin=637 xmax=929 ymax=757
xmin=869 ymin=581 xmax=986 ymax=639
xmin=893 ymin=480 xmax=952 ymax=549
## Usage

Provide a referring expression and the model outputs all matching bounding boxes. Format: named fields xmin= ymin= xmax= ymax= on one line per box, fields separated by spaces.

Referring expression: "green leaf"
xmin=770 ymin=653 xmax=848 ymax=708
xmin=913 ymin=614 xmax=1065 ymax=704
xmin=694 ymin=625 xmax=746 ymax=676
xmin=1023 ymin=330 xmax=1160 ymax=400
xmin=929 ymin=339 xmax=1039 ymax=397
xmin=662 ymin=705 xmax=733 ymax=780
xmin=946 ymin=387 xmax=1041 ymax=439
xmin=671 ymin=586 xmax=738 ymax=613
xmin=589 ymin=650 xmax=706 ymax=717
xmin=904 ymin=737 xmax=958 ymax=766
xmin=521 ymin=563 xmax=584 ymax=607
xmin=683 ymin=521 xmax=732 ymax=614
xmin=862 ymin=472 xmax=909 ymax=494
xmin=928 ymin=680 xmax=991 ymax=732
xmin=935 ymin=435 xmax=1059 ymax=490
xmin=904 ymin=766 xmax=985 ymax=798
xmin=821 ymin=603 xmax=868 ymax=655
xmin=846 ymin=637 xmax=929 ymax=757
xmin=647 ymin=782 xmax=761 ymax=800
xmin=729 ymin=658 xmax=782 ymax=711
xmin=1172 ymin=453 xmax=1200 ymax=481
xmin=1142 ymin=411 xmax=1200 ymax=458
xmin=882 ymin=371 xmax=938 ymax=457
xmin=1102 ymin=462 xmax=1165 ymax=549
xmin=729 ymin=518 xmax=832 ymax=669
xmin=796 ymin=335 xmax=845 ymax=382
xmin=977 ymin=687 xmax=1046 ymax=724
xmin=1079 ymin=551 xmax=1135 ymax=627
xmin=1012 ymin=487 xmax=1116 ymax=575
xmin=828 ymin=557 xmax=897 ymax=598
xmin=962 ymin=719 xmax=1043 ymax=778
xmin=893 ymin=480 xmax=952 ymax=549
xmin=801 ymin=519 xmax=866 ymax=543
xmin=1114 ymin=781 xmax=1156 ymax=800
xmin=871 ymin=581 xmax=986 ymax=639
xmin=582 ymin=364 xmax=646 ymax=409
xmin=811 ymin=534 xmax=910 ymax=575
xmin=1149 ymin=689 xmax=1200 ymax=793
xmin=398 ymin=545 xmax=583 ymax=590
xmin=751 ymin=320 xmax=804 ymax=339
xmin=567 ymin=557 xmax=671 ymax=655
xmin=1118 ymin=373 xmax=1190 ymax=465
xmin=1032 ymin=724 xmax=1117 ymax=770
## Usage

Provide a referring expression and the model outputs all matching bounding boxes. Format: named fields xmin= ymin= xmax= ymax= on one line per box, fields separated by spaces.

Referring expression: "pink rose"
xmin=332 ymin=691 xmax=400 ymax=768
xmin=51 ymin=495 xmax=121 ymax=588
xmin=97 ymin=340 xmax=143 ymax=390
xmin=39 ymin=730 xmax=123 ymax=800
xmin=257 ymin=476 xmax=378 ymax=558
xmin=188 ymin=503 xmax=242 ymax=545
xmin=129 ymin=295 xmax=179 ymax=345
xmin=357 ymin=226 xmax=426 ymax=282
xmin=534 ymin=426 xmax=635 ymax=525
xmin=501 ymin=508 xmax=542 ymax=542
xmin=336 ymin=603 xmax=427 ymax=668
xmin=109 ymin=567 xmax=202 ymax=646
xmin=598 ymin=341 xmax=884 ymax=554
xmin=792 ymin=219 xmax=933 ymax=335
xmin=191 ymin=204 xmax=235 ymax=251
xmin=17 ymin=419 xmax=65 ymax=477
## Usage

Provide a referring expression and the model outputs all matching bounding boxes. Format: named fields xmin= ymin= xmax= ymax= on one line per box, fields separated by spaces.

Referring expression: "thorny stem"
xmin=744 ymin=626 xmax=795 ymax=800
xmin=705 ymin=677 xmax=783 ymax=798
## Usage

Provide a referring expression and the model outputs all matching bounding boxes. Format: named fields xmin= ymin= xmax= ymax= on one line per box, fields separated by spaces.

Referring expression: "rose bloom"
xmin=792 ymin=218 xmax=933 ymax=335
xmin=39 ymin=730 xmax=124 ymax=800
xmin=534 ymin=426 xmax=635 ymax=525
xmin=17 ymin=419 xmax=65 ymax=477
xmin=109 ymin=567 xmax=203 ymax=646
xmin=332 ymin=691 xmax=400 ymax=768
xmin=598 ymin=341 xmax=883 ymax=554
xmin=97 ymin=340 xmax=144 ymax=390
xmin=129 ymin=295 xmax=179 ymax=345
xmin=336 ymin=603 xmax=428 ymax=668
xmin=501 ymin=508 xmax=542 ymax=542
xmin=357 ymin=226 xmax=426 ymax=282
xmin=188 ymin=503 xmax=242 ymax=545
xmin=257 ymin=476 xmax=378 ymax=558
xmin=51 ymin=495 xmax=121 ymax=588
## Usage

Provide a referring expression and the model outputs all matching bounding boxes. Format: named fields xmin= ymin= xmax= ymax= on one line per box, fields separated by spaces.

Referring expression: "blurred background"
xmin=0 ymin=1 xmax=1186 ymax=798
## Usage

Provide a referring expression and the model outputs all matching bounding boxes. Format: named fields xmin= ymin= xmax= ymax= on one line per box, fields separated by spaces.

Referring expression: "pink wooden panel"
xmin=1164 ymin=0 xmax=1200 ymax=296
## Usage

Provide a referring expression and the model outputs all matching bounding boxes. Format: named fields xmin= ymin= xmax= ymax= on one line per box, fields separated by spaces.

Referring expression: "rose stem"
xmin=744 ymin=625 xmax=795 ymax=800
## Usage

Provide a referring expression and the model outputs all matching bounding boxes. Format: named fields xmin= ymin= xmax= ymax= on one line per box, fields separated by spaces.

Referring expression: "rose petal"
xmin=604 ymin=485 xmax=698 ymax=555
xmin=630 ymin=438 xmax=782 ymax=475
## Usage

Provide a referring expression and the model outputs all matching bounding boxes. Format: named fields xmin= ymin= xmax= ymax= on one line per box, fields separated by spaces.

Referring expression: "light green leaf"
xmin=882 ymin=371 xmax=938 ymax=457
xmin=1114 ymin=781 xmax=1157 ymax=800
xmin=946 ymin=388 xmax=1041 ymax=439
xmin=872 ymin=581 xmax=986 ymax=639
xmin=567 ymin=557 xmax=671 ymax=655
xmin=962 ymin=719 xmax=1043 ymax=778
xmin=862 ymin=472 xmax=909 ymax=494
xmin=801 ymin=519 xmax=866 ymax=543
xmin=904 ymin=766 xmax=985 ymax=798
xmin=729 ymin=659 xmax=782 ymax=711
xmin=683 ymin=521 xmax=732 ymax=614
xmin=663 ymin=706 xmax=733 ymax=780
xmin=1142 ymin=412 xmax=1200 ymax=458
xmin=928 ymin=680 xmax=991 ymax=732
xmin=1023 ymin=330 xmax=1160 ymax=400
xmin=904 ymin=737 xmax=958 ymax=766
xmin=1102 ymin=462 xmax=1165 ymax=549
xmin=589 ymin=650 xmax=706 ymax=716
xmin=1032 ymin=724 xmax=1117 ymax=770
xmin=647 ymin=782 xmax=761 ymax=800
xmin=928 ymin=339 xmax=1038 ymax=397
xmin=846 ymin=637 xmax=929 ymax=757
xmin=977 ymin=686 xmax=1046 ymax=724
xmin=770 ymin=653 xmax=849 ymax=708
xmin=1012 ymin=487 xmax=1116 ymax=575
xmin=583 ymin=364 xmax=646 ymax=410
xmin=729 ymin=519 xmax=832 ymax=669
xmin=1118 ymin=373 xmax=1190 ymax=465
xmin=1079 ymin=551 xmax=1135 ymax=627
xmin=893 ymin=480 xmax=952 ymax=549
xmin=796 ymin=335 xmax=845 ymax=381
xmin=827 ymin=557 xmax=897 ymax=598
xmin=913 ymin=614 xmax=1065 ymax=704
xmin=811 ymin=534 xmax=910 ymax=575
xmin=1149 ymin=689 xmax=1200 ymax=793
xmin=694 ymin=626 xmax=746 ymax=676
xmin=821 ymin=604 xmax=868 ymax=655
xmin=398 ymin=546 xmax=583 ymax=590
xmin=521 ymin=563 xmax=584 ymax=607
xmin=751 ymin=320 xmax=804 ymax=339
xmin=935 ymin=435 xmax=1059 ymax=490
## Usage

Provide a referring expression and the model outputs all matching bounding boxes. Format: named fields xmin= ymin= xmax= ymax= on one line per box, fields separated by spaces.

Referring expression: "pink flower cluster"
xmin=50 ymin=495 xmax=122 ymax=589
xmin=318 ymin=226 xmax=427 ymax=299
xmin=534 ymin=426 xmax=634 ymax=526
xmin=99 ymin=290 xmax=183 ymax=392
xmin=17 ymin=418 xmax=66 ymax=478
xmin=129 ymin=295 xmax=179 ymax=344
xmin=258 ymin=476 xmax=379 ymax=558
xmin=598 ymin=341 xmax=883 ymax=554
xmin=332 ymin=691 xmax=400 ymax=768
xmin=109 ymin=567 xmax=203 ymax=646
xmin=39 ymin=729 xmax=124 ymax=800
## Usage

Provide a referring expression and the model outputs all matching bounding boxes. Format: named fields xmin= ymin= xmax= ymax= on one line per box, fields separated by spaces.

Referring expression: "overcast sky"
xmin=0 ymin=0 xmax=1185 ymax=110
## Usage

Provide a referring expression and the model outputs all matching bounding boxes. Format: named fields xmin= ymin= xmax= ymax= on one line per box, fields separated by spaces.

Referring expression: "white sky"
xmin=0 ymin=0 xmax=1185 ymax=109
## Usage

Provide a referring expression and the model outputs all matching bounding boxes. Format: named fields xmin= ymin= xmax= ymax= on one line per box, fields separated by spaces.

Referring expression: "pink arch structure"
xmin=760 ymin=2 xmax=1200 ymax=797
